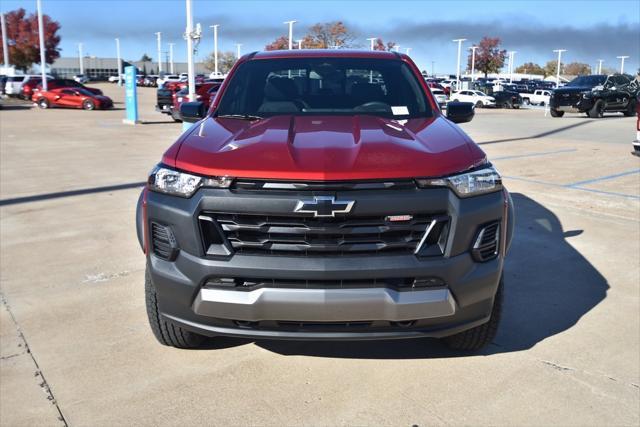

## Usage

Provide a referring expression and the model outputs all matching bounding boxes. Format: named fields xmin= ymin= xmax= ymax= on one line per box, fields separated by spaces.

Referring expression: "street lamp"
xmin=597 ymin=59 xmax=604 ymax=74
xmin=405 ymin=47 xmax=412 ymax=55
xmin=508 ymin=51 xmax=517 ymax=83
xmin=366 ymin=37 xmax=376 ymax=51
xmin=78 ymin=43 xmax=84 ymax=74
xmin=155 ymin=32 xmax=162 ymax=74
xmin=183 ymin=0 xmax=201 ymax=101
xmin=284 ymin=20 xmax=296 ymax=50
xmin=1 ymin=13 xmax=9 ymax=67
xmin=209 ymin=25 xmax=219 ymax=76
xmin=431 ymin=61 xmax=435 ymax=76
xmin=115 ymin=38 xmax=122 ymax=86
xmin=36 ymin=0 xmax=47 ymax=90
xmin=236 ymin=43 xmax=242 ymax=59
xmin=394 ymin=44 xmax=401 ymax=52
xmin=552 ymin=49 xmax=566 ymax=88
xmin=168 ymin=43 xmax=175 ymax=74
xmin=469 ymin=45 xmax=478 ymax=81
xmin=452 ymin=38 xmax=467 ymax=90
xmin=297 ymin=39 xmax=303 ymax=49
xmin=617 ymin=56 xmax=629 ymax=74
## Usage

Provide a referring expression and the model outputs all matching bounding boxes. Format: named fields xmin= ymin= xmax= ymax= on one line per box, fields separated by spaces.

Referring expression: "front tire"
xmin=475 ymin=101 xmax=483 ymax=108
xmin=37 ymin=98 xmax=49 ymax=109
xmin=623 ymin=100 xmax=635 ymax=117
xmin=83 ymin=99 xmax=96 ymax=111
xmin=145 ymin=267 xmax=206 ymax=348
xmin=550 ymin=108 xmax=564 ymax=117
xmin=588 ymin=99 xmax=604 ymax=118
xmin=442 ymin=277 xmax=503 ymax=351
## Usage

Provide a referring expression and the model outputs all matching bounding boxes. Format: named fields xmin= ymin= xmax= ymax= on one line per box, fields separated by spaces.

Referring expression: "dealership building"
xmin=46 ymin=56 xmax=210 ymax=80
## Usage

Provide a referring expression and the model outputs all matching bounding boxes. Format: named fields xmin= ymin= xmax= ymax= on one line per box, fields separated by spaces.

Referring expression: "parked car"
xmin=35 ymin=79 xmax=103 ymax=96
xmin=0 ymin=75 xmax=7 ymax=95
xmin=33 ymin=87 xmax=113 ymax=110
xmin=73 ymin=74 xmax=89 ymax=83
xmin=492 ymin=91 xmax=522 ymax=109
xmin=170 ymin=82 xmax=222 ymax=121
xmin=5 ymin=74 xmax=52 ymax=97
xmin=108 ymin=75 xmax=123 ymax=83
xmin=156 ymin=74 xmax=181 ymax=88
xmin=549 ymin=74 xmax=638 ymax=118
xmin=20 ymin=76 xmax=53 ymax=100
xmin=430 ymin=88 xmax=448 ymax=108
xmin=520 ymin=89 xmax=551 ymax=106
xmin=450 ymin=90 xmax=495 ymax=107
xmin=137 ymin=50 xmax=513 ymax=351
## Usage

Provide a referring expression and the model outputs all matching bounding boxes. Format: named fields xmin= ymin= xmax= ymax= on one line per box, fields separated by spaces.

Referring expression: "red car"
xmin=171 ymin=82 xmax=221 ymax=121
xmin=20 ymin=76 xmax=51 ymax=100
xmin=33 ymin=87 xmax=113 ymax=110
xmin=138 ymin=50 xmax=514 ymax=351
xmin=36 ymin=79 xmax=103 ymax=96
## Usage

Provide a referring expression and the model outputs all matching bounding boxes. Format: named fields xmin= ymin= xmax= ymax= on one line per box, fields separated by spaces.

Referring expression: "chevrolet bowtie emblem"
xmin=294 ymin=196 xmax=355 ymax=217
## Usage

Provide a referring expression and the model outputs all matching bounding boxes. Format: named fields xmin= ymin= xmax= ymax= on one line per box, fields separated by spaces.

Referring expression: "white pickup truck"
xmin=520 ymin=89 xmax=551 ymax=106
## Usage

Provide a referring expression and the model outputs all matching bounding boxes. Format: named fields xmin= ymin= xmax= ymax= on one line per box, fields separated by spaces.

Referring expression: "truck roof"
xmin=251 ymin=49 xmax=403 ymax=60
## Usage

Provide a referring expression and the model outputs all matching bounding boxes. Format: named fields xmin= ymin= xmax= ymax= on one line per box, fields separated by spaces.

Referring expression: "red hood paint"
xmin=169 ymin=115 xmax=485 ymax=180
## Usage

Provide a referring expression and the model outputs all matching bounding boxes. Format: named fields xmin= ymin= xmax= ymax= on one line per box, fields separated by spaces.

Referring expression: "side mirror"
xmin=446 ymin=101 xmax=475 ymax=124
xmin=180 ymin=101 xmax=205 ymax=123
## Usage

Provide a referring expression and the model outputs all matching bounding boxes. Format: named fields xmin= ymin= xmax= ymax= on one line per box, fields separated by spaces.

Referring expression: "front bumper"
xmin=550 ymin=94 xmax=594 ymax=112
xmin=138 ymin=185 xmax=513 ymax=340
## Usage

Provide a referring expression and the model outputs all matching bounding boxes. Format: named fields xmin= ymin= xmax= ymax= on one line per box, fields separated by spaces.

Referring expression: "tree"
xmin=514 ymin=62 xmax=546 ymax=76
xmin=467 ymin=37 xmax=506 ymax=77
xmin=203 ymin=51 xmax=236 ymax=74
xmin=265 ymin=36 xmax=292 ymax=51
xmin=140 ymin=53 xmax=152 ymax=62
xmin=266 ymin=21 xmax=356 ymax=50
xmin=0 ymin=8 xmax=61 ymax=71
xmin=544 ymin=59 xmax=564 ymax=77
xmin=564 ymin=62 xmax=592 ymax=76
xmin=304 ymin=21 xmax=356 ymax=48
xmin=372 ymin=38 xmax=397 ymax=51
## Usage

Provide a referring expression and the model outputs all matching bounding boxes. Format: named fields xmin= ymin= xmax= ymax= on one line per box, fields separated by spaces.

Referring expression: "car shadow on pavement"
xmin=0 ymin=104 xmax=33 ymax=111
xmin=247 ymin=193 xmax=609 ymax=359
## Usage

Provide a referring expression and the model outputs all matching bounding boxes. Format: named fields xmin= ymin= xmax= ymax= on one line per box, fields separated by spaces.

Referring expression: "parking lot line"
xmin=504 ymin=175 xmax=640 ymax=200
xmin=566 ymin=169 xmax=640 ymax=188
xmin=492 ymin=148 xmax=577 ymax=161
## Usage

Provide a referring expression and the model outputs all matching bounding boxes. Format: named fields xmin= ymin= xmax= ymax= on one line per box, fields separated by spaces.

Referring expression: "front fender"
xmin=136 ymin=188 xmax=147 ymax=252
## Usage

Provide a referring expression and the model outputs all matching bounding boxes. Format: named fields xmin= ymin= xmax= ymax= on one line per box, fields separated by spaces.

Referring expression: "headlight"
xmin=147 ymin=165 xmax=233 ymax=197
xmin=416 ymin=165 xmax=502 ymax=197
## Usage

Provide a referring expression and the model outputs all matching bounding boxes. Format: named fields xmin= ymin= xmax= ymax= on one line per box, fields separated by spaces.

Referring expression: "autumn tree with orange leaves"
xmin=265 ymin=21 xmax=356 ymax=50
xmin=0 ymin=8 xmax=61 ymax=71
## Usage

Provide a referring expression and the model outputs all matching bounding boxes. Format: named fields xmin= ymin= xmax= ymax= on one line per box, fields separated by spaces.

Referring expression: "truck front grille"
xmin=200 ymin=213 xmax=448 ymax=256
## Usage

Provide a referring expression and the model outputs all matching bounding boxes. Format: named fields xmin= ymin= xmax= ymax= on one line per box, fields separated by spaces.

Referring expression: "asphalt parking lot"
xmin=1 ymin=83 xmax=638 ymax=426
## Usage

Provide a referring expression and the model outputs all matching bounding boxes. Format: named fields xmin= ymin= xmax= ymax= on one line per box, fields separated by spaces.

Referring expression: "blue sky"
xmin=3 ymin=0 xmax=639 ymax=74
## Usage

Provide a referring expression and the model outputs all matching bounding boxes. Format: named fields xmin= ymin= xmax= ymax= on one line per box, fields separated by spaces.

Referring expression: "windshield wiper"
xmin=216 ymin=114 xmax=263 ymax=121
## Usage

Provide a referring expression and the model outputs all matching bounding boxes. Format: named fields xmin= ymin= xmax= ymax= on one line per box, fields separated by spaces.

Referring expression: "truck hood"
xmin=171 ymin=115 xmax=484 ymax=180
xmin=554 ymin=86 xmax=593 ymax=94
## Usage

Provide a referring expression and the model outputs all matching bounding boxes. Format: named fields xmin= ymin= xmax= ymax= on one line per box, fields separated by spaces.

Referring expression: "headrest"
xmin=264 ymin=77 xmax=299 ymax=101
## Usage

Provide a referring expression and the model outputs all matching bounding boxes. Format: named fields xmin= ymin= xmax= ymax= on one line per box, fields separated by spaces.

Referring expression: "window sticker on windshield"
xmin=391 ymin=106 xmax=409 ymax=115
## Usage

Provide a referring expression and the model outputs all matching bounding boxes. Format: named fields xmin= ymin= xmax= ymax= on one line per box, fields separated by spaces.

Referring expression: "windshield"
xmin=75 ymin=88 xmax=95 ymax=96
xmin=215 ymin=57 xmax=432 ymax=119
xmin=567 ymin=75 xmax=606 ymax=87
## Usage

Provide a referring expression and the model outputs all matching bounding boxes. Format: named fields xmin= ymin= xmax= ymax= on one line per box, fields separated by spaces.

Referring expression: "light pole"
xmin=452 ymin=38 xmax=466 ymax=91
xmin=78 ymin=43 xmax=84 ymax=74
xmin=552 ymin=49 xmax=566 ymax=88
xmin=297 ymin=39 xmax=303 ymax=49
xmin=366 ymin=37 xmax=376 ymax=51
xmin=36 ymin=0 xmax=47 ymax=90
xmin=431 ymin=61 xmax=435 ymax=76
xmin=183 ymin=1 xmax=201 ymax=102
xmin=155 ymin=32 xmax=162 ymax=74
xmin=405 ymin=47 xmax=412 ymax=55
xmin=284 ymin=20 xmax=296 ymax=50
xmin=394 ymin=44 xmax=401 ymax=52
xmin=597 ymin=59 xmax=604 ymax=74
xmin=508 ymin=51 xmax=517 ymax=83
xmin=209 ymin=25 xmax=219 ymax=76
xmin=1 ymin=13 xmax=9 ymax=67
xmin=469 ymin=45 xmax=478 ymax=80
xmin=236 ymin=43 xmax=242 ymax=59
xmin=168 ymin=43 xmax=175 ymax=74
xmin=115 ymin=38 xmax=122 ymax=86
xmin=617 ymin=56 xmax=629 ymax=74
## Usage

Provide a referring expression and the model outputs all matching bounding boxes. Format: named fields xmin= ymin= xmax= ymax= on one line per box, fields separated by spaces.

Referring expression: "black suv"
xmin=550 ymin=74 xmax=638 ymax=118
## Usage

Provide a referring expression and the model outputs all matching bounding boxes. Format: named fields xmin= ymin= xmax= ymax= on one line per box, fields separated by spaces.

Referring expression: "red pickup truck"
xmin=138 ymin=50 xmax=513 ymax=351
